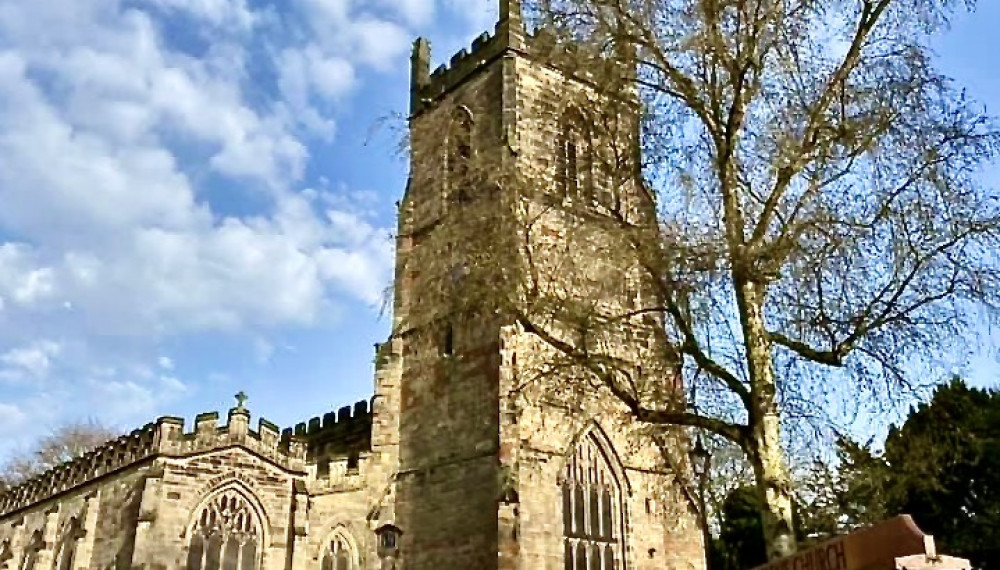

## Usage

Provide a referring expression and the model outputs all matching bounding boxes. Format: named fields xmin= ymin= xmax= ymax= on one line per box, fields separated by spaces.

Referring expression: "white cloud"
xmin=294 ymin=0 xmax=352 ymax=27
xmin=316 ymin=246 xmax=392 ymax=305
xmin=0 ymin=0 xmax=395 ymax=338
xmin=308 ymin=53 xmax=358 ymax=100
xmin=0 ymin=197 xmax=392 ymax=340
xmin=294 ymin=0 xmax=412 ymax=72
xmin=376 ymin=0 xmax=436 ymax=27
xmin=159 ymin=375 xmax=188 ymax=394
xmin=0 ymin=0 xmax=427 ymax=460
xmin=147 ymin=0 xmax=258 ymax=31
xmin=0 ymin=403 xmax=28 ymax=434
xmin=277 ymin=45 xmax=356 ymax=138
xmin=0 ymin=244 xmax=58 ymax=308
xmin=0 ymin=3 xmax=306 ymax=202
xmin=350 ymin=18 xmax=412 ymax=71
xmin=79 ymin=365 xmax=189 ymax=425
xmin=88 ymin=379 xmax=158 ymax=420
xmin=0 ymin=340 xmax=62 ymax=380
xmin=0 ymin=52 xmax=203 ymax=246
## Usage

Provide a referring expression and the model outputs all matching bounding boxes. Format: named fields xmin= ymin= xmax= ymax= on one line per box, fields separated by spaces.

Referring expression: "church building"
xmin=0 ymin=2 xmax=706 ymax=568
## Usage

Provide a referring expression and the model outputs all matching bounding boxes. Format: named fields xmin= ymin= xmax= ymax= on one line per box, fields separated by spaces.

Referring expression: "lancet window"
xmin=562 ymin=429 xmax=625 ymax=570
xmin=320 ymin=531 xmax=356 ymax=570
xmin=559 ymin=111 xmax=593 ymax=202
xmin=446 ymin=106 xmax=474 ymax=205
xmin=186 ymin=488 xmax=262 ymax=570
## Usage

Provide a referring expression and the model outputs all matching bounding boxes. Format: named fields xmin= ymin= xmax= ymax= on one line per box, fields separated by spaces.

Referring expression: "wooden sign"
xmin=751 ymin=516 xmax=971 ymax=570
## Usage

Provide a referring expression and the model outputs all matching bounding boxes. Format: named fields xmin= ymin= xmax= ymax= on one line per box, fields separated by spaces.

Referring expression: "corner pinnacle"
xmin=500 ymin=0 xmax=522 ymax=23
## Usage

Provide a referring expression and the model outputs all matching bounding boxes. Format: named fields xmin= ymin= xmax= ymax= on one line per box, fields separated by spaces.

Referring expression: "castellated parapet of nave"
xmin=0 ymin=2 xmax=707 ymax=568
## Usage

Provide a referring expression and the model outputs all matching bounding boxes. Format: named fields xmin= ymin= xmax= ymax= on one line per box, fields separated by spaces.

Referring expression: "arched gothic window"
xmin=320 ymin=530 xmax=356 ymax=570
xmin=18 ymin=531 xmax=42 ymax=570
xmin=186 ymin=488 xmax=262 ymax=570
xmin=562 ymin=428 xmax=626 ymax=570
xmin=55 ymin=517 xmax=84 ymax=570
xmin=446 ymin=107 xmax=474 ymax=206
xmin=559 ymin=111 xmax=593 ymax=202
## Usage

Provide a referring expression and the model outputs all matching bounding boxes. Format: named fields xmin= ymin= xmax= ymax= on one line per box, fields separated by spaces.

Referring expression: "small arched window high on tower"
xmin=185 ymin=488 xmax=262 ymax=570
xmin=445 ymin=106 xmax=474 ymax=206
xmin=559 ymin=110 xmax=593 ymax=202
xmin=562 ymin=427 xmax=626 ymax=570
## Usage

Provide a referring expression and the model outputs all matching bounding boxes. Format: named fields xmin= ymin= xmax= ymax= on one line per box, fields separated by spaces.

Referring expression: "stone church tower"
xmin=0 ymin=2 xmax=705 ymax=569
xmin=376 ymin=1 xmax=706 ymax=568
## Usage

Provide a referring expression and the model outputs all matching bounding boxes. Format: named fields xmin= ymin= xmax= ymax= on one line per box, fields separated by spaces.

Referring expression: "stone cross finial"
xmin=235 ymin=391 xmax=248 ymax=410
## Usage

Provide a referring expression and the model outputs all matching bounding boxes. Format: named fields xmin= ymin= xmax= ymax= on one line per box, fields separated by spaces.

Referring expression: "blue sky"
xmin=0 ymin=0 xmax=997 ymax=460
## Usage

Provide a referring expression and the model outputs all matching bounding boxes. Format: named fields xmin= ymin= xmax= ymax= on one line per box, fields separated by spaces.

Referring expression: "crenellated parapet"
xmin=410 ymin=27 xmax=510 ymax=113
xmin=154 ymin=404 xmax=307 ymax=471
xmin=286 ymin=400 xmax=373 ymax=465
xmin=409 ymin=1 xmax=520 ymax=113
xmin=410 ymin=0 xmax=631 ymax=114
xmin=0 ymin=402 xmax=308 ymax=518
xmin=0 ymin=423 xmax=158 ymax=517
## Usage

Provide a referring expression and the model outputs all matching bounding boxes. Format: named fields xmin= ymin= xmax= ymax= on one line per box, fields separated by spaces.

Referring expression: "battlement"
xmin=0 ymin=423 xmax=158 ymax=516
xmin=410 ymin=27 xmax=509 ymax=113
xmin=154 ymin=404 xmax=307 ymax=470
xmin=287 ymin=400 xmax=373 ymax=464
xmin=0 ymin=401 xmax=309 ymax=517
xmin=410 ymin=0 xmax=631 ymax=114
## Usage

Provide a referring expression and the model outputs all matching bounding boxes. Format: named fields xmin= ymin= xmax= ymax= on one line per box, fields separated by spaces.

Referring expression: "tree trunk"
xmin=738 ymin=279 xmax=797 ymax=560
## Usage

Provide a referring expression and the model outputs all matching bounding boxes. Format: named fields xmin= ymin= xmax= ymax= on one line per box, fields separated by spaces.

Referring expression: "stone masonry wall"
xmin=0 ymin=463 xmax=149 ymax=570
xmin=0 ymin=7 xmax=710 ymax=570
xmin=0 ymin=403 xmax=382 ymax=570
xmin=393 ymin=55 xmax=507 ymax=569
xmin=499 ymin=36 xmax=707 ymax=570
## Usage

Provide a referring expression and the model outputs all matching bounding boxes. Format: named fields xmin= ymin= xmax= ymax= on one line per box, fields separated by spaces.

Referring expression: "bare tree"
xmin=0 ymin=421 xmax=117 ymax=489
xmin=503 ymin=0 xmax=1000 ymax=558
xmin=393 ymin=0 xmax=1000 ymax=561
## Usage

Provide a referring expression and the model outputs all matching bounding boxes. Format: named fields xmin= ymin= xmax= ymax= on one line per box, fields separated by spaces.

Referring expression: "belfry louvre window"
xmin=320 ymin=533 xmax=355 ymax=570
xmin=562 ymin=430 xmax=625 ymax=570
xmin=446 ymin=107 xmax=474 ymax=205
xmin=186 ymin=489 xmax=262 ymax=570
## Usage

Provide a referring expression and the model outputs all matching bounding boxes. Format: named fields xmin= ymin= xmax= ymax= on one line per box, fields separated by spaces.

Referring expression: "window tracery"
xmin=562 ymin=428 xmax=626 ymax=570
xmin=319 ymin=530 xmax=356 ymax=570
xmin=185 ymin=488 xmax=262 ymax=570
